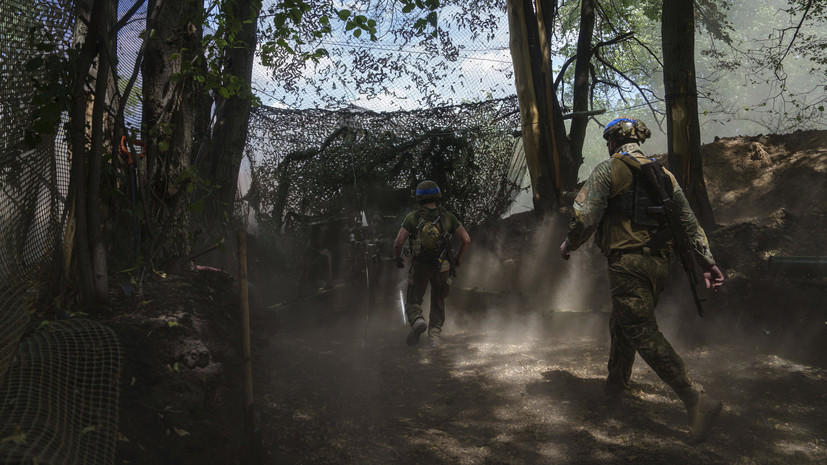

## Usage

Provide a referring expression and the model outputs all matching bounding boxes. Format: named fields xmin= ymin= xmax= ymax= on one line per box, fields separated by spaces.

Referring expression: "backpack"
xmin=606 ymin=152 xmax=678 ymax=250
xmin=411 ymin=208 xmax=447 ymax=262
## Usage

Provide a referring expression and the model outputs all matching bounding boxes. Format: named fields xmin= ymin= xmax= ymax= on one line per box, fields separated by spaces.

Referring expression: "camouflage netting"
xmin=0 ymin=0 xmax=122 ymax=463
xmin=244 ymin=96 xmax=527 ymax=233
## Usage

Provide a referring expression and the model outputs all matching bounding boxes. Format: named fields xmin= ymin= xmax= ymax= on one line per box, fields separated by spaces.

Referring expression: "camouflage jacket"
xmin=565 ymin=142 xmax=716 ymax=268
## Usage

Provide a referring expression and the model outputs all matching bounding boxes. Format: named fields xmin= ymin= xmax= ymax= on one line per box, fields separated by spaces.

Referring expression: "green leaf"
xmin=353 ymin=28 xmax=362 ymax=38
xmin=218 ymin=87 xmax=231 ymax=98
xmin=337 ymin=9 xmax=351 ymax=20
xmin=158 ymin=140 xmax=169 ymax=152
xmin=189 ymin=199 xmax=204 ymax=214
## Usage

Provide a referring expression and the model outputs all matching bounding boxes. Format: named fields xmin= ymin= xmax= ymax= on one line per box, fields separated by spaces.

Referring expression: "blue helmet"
xmin=415 ymin=180 xmax=441 ymax=202
xmin=603 ymin=117 xmax=651 ymax=143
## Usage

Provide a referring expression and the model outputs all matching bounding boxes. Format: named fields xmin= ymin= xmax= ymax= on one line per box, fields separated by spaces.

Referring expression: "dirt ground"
xmin=254 ymin=295 xmax=827 ymax=465
xmin=99 ymin=129 xmax=827 ymax=464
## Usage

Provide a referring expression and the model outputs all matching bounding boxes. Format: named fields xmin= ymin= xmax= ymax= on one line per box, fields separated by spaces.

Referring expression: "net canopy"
xmin=244 ymin=97 xmax=527 ymax=234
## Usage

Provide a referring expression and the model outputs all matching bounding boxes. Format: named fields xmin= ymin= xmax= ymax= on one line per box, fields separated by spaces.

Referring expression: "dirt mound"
xmin=96 ymin=269 xmax=247 ymax=464
xmin=696 ymin=131 xmax=827 ymax=350
xmin=703 ymin=130 xmax=827 ymax=231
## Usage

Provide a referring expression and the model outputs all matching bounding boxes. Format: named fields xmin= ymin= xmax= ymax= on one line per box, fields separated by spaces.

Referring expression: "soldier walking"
xmin=559 ymin=117 xmax=725 ymax=444
xmin=393 ymin=180 xmax=470 ymax=348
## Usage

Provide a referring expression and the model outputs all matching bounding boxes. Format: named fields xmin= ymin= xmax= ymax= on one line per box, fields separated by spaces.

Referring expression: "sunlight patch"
xmin=773 ymin=439 xmax=825 ymax=461
xmin=759 ymin=354 xmax=815 ymax=374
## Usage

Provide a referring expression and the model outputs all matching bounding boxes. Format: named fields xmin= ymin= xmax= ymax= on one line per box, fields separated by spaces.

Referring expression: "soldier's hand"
xmin=559 ymin=241 xmax=571 ymax=260
xmin=453 ymin=254 xmax=462 ymax=268
xmin=703 ymin=265 xmax=724 ymax=290
xmin=395 ymin=256 xmax=405 ymax=269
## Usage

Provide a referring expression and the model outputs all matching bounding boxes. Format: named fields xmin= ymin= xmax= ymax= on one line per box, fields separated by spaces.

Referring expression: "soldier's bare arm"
xmin=393 ymin=227 xmax=410 ymax=268
xmin=452 ymin=226 xmax=470 ymax=267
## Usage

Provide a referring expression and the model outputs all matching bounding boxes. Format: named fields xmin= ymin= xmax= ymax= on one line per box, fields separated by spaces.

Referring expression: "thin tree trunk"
xmin=69 ymin=1 xmax=100 ymax=303
xmin=568 ymin=0 xmax=595 ymax=172
xmin=199 ymin=0 xmax=262 ymax=229
xmin=87 ymin=0 xmax=116 ymax=299
xmin=662 ymin=0 xmax=716 ymax=229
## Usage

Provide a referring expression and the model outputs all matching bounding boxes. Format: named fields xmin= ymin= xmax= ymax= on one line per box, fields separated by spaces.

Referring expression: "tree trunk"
xmin=535 ymin=0 xmax=578 ymax=194
xmin=68 ymin=0 xmax=100 ymax=303
xmin=662 ymin=0 xmax=716 ymax=230
xmin=567 ymin=0 xmax=595 ymax=172
xmin=142 ymin=0 xmax=202 ymax=263
xmin=506 ymin=0 xmax=560 ymax=218
xmin=87 ymin=0 xmax=117 ymax=300
xmin=199 ymin=0 xmax=261 ymax=230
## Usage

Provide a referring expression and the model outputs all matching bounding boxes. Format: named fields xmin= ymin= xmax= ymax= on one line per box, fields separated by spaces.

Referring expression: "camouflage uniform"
xmin=565 ymin=142 xmax=716 ymax=406
xmin=401 ymin=206 xmax=462 ymax=338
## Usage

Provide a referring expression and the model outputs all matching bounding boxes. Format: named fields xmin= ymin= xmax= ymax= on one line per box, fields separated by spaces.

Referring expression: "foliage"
xmin=695 ymin=0 xmax=827 ymax=133
xmin=21 ymin=27 xmax=74 ymax=149
xmin=256 ymin=0 xmax=509 ymax=109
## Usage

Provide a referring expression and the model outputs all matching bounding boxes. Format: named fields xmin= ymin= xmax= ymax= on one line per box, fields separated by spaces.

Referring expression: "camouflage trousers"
xmin=405 ymin=262 xmax=451 ymax=336
xmin=605 ymin=252 xmax=699 ymax=406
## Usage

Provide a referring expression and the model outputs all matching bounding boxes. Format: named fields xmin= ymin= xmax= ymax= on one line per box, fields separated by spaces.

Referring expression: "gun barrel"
xmin=768 ymin=256 xmax=827 ymax=278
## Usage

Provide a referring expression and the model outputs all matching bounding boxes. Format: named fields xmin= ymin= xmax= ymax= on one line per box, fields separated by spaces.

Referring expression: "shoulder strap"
xmin=638 ymin=162 xmax=676 ymax=249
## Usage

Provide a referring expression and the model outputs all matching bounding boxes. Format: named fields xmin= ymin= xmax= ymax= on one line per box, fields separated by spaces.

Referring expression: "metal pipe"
xmin=768 ymin=256 xmax=827 ymax=278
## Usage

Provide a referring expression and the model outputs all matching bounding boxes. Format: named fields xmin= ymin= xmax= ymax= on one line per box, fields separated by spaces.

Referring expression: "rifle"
xmin=639 ymin=162 xmax=706 ymax=317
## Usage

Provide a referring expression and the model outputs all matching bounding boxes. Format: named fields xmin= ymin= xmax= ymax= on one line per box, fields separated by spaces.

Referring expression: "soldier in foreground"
xmin=393 ymin=180 xmax=470 ymax=348
xmin=559 ymin=117 xmax=725 ymax=444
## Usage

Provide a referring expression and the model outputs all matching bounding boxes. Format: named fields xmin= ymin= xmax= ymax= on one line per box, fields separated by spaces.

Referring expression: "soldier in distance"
xmin=393 ymin=180 xmax=470 ymax=348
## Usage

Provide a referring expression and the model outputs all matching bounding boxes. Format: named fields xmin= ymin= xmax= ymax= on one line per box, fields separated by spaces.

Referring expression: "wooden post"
xmin=237 ymin=229 xmax=261 ymax=464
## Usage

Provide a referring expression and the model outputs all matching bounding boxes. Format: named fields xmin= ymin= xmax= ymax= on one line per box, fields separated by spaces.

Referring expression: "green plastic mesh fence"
xmin=0 ymin=319 xmax=122 ymax=465
xmin=0 ymin=288 xmax=29 ymax=388
xmin=1 ymin=1 xmax=123 ymax=464
xmin=244 ymin=97 xmax=527 ymax=232
xmin=0 ymin=0 xmax=73 ymax=383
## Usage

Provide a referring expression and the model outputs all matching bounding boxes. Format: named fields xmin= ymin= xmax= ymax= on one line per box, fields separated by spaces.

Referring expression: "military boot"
xmin=406 ymin=317 xmax=427 ymax=347
xmin=686 ymin=394 xmax=723 ymax=444
xmin=427 ymin=328 xmax=442 ymax=348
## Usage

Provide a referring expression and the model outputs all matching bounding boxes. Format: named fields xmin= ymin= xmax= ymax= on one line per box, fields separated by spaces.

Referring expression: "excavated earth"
xmin=101 ymin=129 xmax=827 ymax=465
